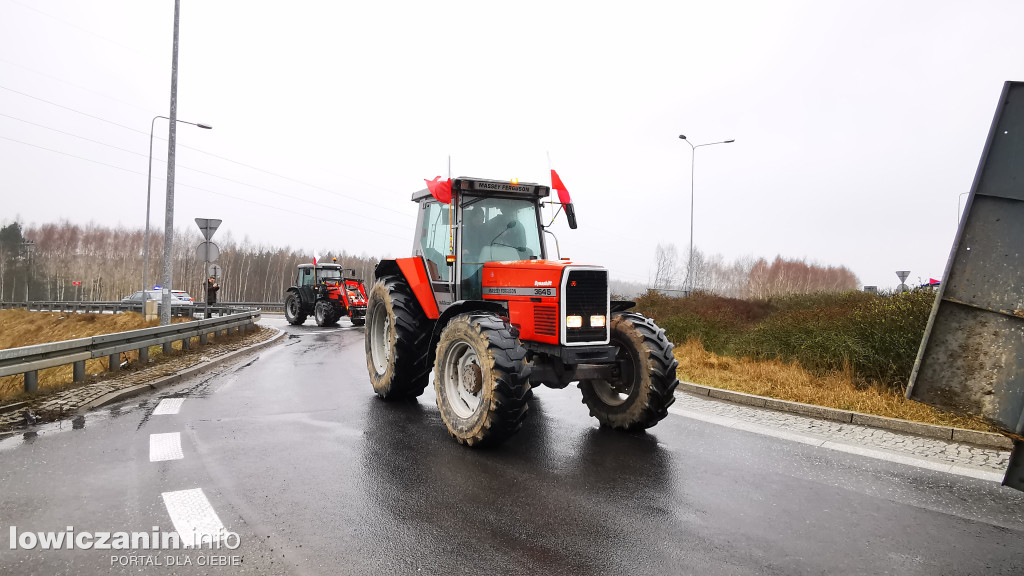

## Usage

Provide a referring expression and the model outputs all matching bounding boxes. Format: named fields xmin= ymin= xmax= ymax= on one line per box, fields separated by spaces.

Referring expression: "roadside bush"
xmin=635 ymin=291 xmax=774 ymax=356
xmin=645 ymin=290 xmax=936 ymax=390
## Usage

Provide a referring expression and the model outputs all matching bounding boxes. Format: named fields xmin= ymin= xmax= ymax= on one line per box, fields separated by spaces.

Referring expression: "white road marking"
xmin=161 ymin=488 xmax=228 ymax=548
xmin=668 ymin=405 xmax=1005 ymax=483
xmin=149 ymin=432 xmax=184 ymax=462
xmin=153 ymin=398 xmax=185 ymax=415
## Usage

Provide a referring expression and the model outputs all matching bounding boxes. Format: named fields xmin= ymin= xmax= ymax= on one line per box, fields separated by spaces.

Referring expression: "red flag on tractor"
xmin=550 ymin=169 xmax=571 ymax=205
xmin=425 ymin=176 xmax=452 ymax=204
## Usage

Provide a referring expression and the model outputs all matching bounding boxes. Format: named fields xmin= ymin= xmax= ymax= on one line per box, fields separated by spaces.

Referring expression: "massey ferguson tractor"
xmin=364 ymin=176 xmax=680 ymax=447
xmin=284 ymin=262 xmax=367 ymax=327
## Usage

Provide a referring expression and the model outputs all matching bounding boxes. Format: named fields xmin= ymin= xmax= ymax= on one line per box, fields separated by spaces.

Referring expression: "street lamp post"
xmin=678 ymin=134 xmax=735 ymax=295
xmin=143 ymin=116 xmax=211 ymax=299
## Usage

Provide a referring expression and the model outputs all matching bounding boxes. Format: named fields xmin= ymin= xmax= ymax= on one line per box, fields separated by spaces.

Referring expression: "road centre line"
xmin=161 ymin=488 xmax=229 ymax=548
xmin=667 ymin=405 xmax=1005 ymax=483
xmin=149 ymin=432 xmax=184 ymax=462
xmin=153 ymin=398 xmax=185 ymax=415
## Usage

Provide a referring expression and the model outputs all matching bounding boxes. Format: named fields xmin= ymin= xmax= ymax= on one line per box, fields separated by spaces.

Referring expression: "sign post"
xmin=195 ymin=218 xmax=222 ymax=317
xmin=896 ymin=270 xmax=910 ymax=293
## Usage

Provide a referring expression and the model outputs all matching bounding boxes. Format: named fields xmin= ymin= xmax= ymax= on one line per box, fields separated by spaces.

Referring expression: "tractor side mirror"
xmin=564 ymin=203 xmax=578 ymax=229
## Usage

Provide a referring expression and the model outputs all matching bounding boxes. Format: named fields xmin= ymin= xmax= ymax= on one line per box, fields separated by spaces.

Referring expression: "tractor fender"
xmin=374 ymin=258 xmax=440 ymax=319
xmin=426 ymin=300 xmax=509 ymax=368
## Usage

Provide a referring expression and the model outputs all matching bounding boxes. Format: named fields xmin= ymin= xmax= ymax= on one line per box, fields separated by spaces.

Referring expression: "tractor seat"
xmin=477 ymin=245 xmax=521 ymax=263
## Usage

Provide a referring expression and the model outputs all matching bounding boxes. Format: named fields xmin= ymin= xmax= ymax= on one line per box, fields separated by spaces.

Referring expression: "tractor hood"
xmin=481 ymin=260 xmax=602 ymax=294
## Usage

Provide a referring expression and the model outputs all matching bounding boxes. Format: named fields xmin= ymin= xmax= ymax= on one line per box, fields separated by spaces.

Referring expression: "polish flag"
xmin=550 ymin=169 xmax=571 ymax=205
xmin=425 ymin=176 xmax=452 ymax=204
xmin=313 ymin=250 xmax=320 ymax=265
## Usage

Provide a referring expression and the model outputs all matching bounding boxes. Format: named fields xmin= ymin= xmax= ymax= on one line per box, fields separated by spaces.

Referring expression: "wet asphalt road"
xmin=1 ymin=316 xmax=1023 ymax=575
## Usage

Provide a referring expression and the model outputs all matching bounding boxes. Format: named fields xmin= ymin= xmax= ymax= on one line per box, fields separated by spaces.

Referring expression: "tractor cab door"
xmin=298 ymin=267 xmax=316 ymax=304
xmin=414 ymin=201 xmax=456 ymax=312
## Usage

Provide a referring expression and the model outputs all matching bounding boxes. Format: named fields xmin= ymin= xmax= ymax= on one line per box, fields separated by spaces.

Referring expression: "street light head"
xmin=197 ymin=123 xmax=213 ymax=129
xmin=724 ymin=139 xmax=735 ymax=143
xmin=678 ymin=134 xmax=687 ymax=140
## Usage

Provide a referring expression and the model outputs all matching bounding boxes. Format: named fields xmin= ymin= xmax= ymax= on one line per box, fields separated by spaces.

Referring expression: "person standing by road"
xmin=206 ymin=276 xmax=220 ymax=306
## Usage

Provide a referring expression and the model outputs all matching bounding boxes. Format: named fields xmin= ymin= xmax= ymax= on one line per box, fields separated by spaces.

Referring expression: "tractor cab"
xmin=413 ymin=178 xmax=549 ymax=307
xmin=296 ymin=263 xmax=345 ymax=303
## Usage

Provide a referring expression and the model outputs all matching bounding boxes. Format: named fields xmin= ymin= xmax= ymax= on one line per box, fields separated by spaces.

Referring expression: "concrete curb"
xmin=76 ymin=329 xmax=286 ymax=414
xmin=679 ymin=381 xmax=1014 ymax=451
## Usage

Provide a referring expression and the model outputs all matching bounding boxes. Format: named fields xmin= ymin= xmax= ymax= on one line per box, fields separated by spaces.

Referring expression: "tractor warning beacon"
xmin=364 ymin=177 xmax=679 ymax=446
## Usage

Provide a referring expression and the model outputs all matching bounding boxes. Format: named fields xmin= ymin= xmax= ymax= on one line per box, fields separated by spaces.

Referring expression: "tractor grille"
xmin=564 ymin=269 xmax=608 ymax=343
xmin=534 ymin=305 xmax=557 ymax=336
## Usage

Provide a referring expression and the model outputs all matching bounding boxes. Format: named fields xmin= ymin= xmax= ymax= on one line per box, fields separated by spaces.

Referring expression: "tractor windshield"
xmin=460 ymin=196 xmax=543 ymax=263
xmin=318 ymin=268 xmax=342 ymax=281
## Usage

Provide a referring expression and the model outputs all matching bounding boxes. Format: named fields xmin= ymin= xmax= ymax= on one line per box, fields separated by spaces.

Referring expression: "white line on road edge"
xmin=668 ymin=405 xmax=1005 ymax=483
xmin=161 ymin=488 xmax=228 ymax=548
xmin=153 ymin=398 xmax=185 ymax=415
xmin=149 ymin=432 xmax=184 ymax=462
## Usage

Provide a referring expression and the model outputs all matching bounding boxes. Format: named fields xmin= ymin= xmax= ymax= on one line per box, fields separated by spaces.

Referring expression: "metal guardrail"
xmin=0 ymin=301 xmax=260 ymax=316
xmin=0 ymin=301 xmax=283 ymax=314
xmin=0 ymin=310 xmax=261 ymax=393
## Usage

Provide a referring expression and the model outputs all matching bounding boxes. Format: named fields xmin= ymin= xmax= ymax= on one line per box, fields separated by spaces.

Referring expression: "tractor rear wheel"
xmin=284 ymin=292 xmax=306 ymax=325
xmin=578 ymin=313 xmax=679 ymax=431
xmin=365 ymin=276 xmax=430 ymax=400
xmin=433 ymin=313 xmax=532 ymax=447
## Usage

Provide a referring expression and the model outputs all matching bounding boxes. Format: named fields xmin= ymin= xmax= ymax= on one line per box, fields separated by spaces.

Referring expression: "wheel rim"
xmin=315 ymin=303 xmax=325 ymax=323
xmin=368 ymin=300 xmax=390 ymax=375
xmin=287 ymin=296 xmax=299 ymax=318
xmin=591 ymin=343 xmax=637 ymax=407
xmin=441 ymin=341 xmax=483 ymax=419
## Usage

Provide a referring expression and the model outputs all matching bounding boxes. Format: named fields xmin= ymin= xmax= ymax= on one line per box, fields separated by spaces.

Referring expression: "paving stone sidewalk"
xmin=0 ymin=326 xmax=277 ymax=432
xmin=673 ymin=391 xmax=1011 ymax=473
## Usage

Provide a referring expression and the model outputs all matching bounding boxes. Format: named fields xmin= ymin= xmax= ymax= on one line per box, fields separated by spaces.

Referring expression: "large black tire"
xmin=314 ymin=301 xmax=332 ymax=327
xmin=578 ymin=312 xmax=679 ymax=431
xmin=364 ymin=276 xmax=431 ymax=400
xmin=433 ymin=313 xmax=532 ymax=447
xmin=284 ymin=292 xmax=306 ymax=325
xmin=351 ymin=316 xmax=365 ymax=327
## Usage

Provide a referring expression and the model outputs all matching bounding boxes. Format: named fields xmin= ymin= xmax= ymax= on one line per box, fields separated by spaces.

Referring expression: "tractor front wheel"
xmin=314 ymin=301 xmax=333 ymax=327
xmin=578 ymin=313 xmax=679 ymax=431
xmin=365 ymin=276 xmax=430 ymax=400
xmin=284 ymin=292 xmax=306 ymax=325
xmin=433 ymin=313 xmax=532 ymax=447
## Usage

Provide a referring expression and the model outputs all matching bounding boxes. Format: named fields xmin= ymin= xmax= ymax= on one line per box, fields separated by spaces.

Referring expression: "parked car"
xmin=121 ymin=290 xmax=162 ymax=302
xmin=121 ymin=290 xmax=194 ymax=303
xmin=172 ymin=290 xmax=194 ymax=303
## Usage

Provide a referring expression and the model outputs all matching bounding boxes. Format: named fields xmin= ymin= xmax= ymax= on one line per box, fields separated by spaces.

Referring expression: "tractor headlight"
xmin=590 ymin=315 xmax=606 ymax=328
xmin=566 ymin=315 xmax=583 ymax=328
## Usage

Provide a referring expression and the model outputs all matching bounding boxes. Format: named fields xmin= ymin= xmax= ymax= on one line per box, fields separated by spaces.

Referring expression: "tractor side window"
xmin=419 ymin=202 xmax=451 ymax=282
xmin=300 ymin=268 xmax=314 ymax=287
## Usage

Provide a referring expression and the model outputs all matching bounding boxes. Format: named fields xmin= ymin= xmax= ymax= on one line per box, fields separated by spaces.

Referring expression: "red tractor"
xmin=364 ymin=177 xmax=679 ymax=446
xmin=285 ymin=263 xmax=367 ymax=327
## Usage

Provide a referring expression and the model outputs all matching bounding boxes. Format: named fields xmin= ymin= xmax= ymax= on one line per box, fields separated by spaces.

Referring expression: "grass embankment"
xmin=0 ymin=309 xmax=192 ymax=403
xmin=635 ymin=291 xmax=999 ymax=432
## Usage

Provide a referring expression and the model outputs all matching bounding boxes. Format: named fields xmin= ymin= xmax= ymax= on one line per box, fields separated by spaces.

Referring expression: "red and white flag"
xmin=550 ymin=169 xmax=572 ymax=206
xmin=313 ymin=250 xmax=320 ymax=265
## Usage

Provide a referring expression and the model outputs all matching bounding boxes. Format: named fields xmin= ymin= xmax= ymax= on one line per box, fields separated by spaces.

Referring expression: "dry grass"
xmin=674 ymin=338 xmax=1001 ymax=433
xmin=0 ymin=309 xmax=194 ymax=402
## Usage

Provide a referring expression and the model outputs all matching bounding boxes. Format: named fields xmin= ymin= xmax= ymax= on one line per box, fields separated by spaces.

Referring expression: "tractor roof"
xmin=411 ymin=177 xmax=551 ymax=203
xmin=298 ymin=263 xmax=342 ymax=270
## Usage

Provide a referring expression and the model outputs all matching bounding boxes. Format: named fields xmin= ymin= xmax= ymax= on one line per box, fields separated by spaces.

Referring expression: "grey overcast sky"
xmin=1 ymin=0 xmax=1022 ymax=290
